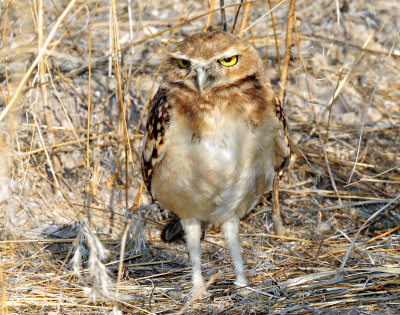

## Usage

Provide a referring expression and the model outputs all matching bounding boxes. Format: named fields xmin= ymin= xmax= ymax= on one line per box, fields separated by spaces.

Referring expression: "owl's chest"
xmin=151 ymin=109 xmax=276 ymax=222
xmin=168 ymin=111 xmax=257 ymax=179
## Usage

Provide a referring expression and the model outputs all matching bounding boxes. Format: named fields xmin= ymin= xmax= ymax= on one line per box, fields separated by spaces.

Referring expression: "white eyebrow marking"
xmin=170 ymin=53 xmax=210 ymax=66
xmin=215 ymin=49 xmax=240 ymax=60
xmin=170 ymin=52 xmax=190 ymax=60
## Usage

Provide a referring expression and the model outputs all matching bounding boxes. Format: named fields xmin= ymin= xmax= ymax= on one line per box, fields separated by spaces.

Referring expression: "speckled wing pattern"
xmin=273 ymin=95 xmax=291 ymax=174
xmin=141 ymin=88 xmax=171 ymax=196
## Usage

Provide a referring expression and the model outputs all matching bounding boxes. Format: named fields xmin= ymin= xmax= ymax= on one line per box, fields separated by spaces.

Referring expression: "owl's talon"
xmin=234 ymin=278 xmax=248 ymax=288
xmin=192 ymin=284 xmax=208 ymax=300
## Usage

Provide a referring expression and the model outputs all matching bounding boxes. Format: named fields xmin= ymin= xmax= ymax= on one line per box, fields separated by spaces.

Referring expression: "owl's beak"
xmin=196 ymin=68 xmax=208 ymax=91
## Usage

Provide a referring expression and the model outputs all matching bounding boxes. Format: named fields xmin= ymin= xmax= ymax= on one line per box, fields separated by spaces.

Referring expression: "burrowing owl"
xmin=141 ymin=31 xmax=290 ymax=299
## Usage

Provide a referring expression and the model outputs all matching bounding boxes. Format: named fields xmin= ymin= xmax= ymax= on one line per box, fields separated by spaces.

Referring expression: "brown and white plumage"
xmin=141 ymin=31 xmax=290 ymax=299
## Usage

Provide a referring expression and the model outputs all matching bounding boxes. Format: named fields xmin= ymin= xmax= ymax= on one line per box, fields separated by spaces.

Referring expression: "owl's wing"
xmin=141 ymin=88 xmax=171 ymax=196
xmin=273 ymin=95 xmax=291 ymax=174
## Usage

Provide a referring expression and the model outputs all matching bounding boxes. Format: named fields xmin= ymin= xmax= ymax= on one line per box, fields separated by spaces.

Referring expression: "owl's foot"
xmin=234 ymin=278 xmax=252 ymax=297
xmin=192 ymin=283 xmax=207 ymax=300
xmin=234 ymin=277 xmax=248 ymax=288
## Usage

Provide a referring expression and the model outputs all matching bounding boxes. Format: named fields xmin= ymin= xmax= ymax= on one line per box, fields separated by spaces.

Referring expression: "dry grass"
xmin=1 ymin=0 xmax=400 ymax=313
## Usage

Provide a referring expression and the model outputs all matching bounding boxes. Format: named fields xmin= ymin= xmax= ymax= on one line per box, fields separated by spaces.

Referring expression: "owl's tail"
xmin=161 ymin=216 xmax=184 ymax=243
xmin=161 ymin=215 xmax=208 ymax=243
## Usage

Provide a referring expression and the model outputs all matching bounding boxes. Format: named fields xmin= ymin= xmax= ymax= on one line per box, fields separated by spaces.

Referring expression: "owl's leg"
xmin=221 ymin=217 xmax=247 ymax=287
xmin=181 ymin=218 xmax=207 ymax=299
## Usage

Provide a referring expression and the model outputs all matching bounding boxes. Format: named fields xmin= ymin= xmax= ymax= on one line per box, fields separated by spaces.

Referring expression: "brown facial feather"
xmin=173 ymin=31 xmax=250 ymax=62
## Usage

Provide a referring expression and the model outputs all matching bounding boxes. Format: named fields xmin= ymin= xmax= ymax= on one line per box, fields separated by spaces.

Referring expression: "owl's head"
xmin=163 ymin=31 xmax=265 ymax=92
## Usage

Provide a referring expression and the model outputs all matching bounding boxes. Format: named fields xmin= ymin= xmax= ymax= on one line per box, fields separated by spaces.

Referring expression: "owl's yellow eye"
xmin=218 ymin=56 xmax=238 ymax=67
xmin=178 ymin=59 xmax=190 ymax=69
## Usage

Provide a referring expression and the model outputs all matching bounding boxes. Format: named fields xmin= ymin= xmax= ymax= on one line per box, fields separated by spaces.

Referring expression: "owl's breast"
xmin=151 ymin=109 xmax=276 ymax=223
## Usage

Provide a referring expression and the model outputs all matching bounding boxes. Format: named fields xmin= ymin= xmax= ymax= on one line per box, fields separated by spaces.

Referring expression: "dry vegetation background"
xmin=1 ymin=0 xmax=400 ymax=314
